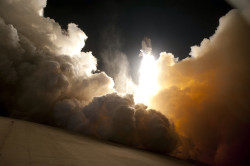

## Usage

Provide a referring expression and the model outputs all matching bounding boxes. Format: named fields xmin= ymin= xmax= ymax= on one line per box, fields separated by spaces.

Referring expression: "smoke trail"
xmin=100 ymin=25 xmax=135 ymax=94
xmin=150 ymin=10 xmax=250 ymax=166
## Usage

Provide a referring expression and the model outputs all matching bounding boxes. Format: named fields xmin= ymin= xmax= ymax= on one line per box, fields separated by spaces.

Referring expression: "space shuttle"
xmin=140 ymin=37 xmax=152 ymax=55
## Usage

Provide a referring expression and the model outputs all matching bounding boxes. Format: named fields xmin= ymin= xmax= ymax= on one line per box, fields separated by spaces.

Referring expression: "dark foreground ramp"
xmin=0 ymin=117 xmax=196 ymax=166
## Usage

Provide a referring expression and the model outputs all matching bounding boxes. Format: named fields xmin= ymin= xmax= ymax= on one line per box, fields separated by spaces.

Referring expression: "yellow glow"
xmin=134 ymin=52 xmax=159 ymax=105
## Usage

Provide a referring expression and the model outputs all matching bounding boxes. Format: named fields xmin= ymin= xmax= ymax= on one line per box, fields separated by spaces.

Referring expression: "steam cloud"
xmin=0 ymin=0 xmax=178 ymax=158
xmin=0 ymin=0 xmax=115 ymax=123
xmin=0 ymin=0 xmax=249 ymax=166
xmin=150 ymin=10 xmax=250 ymax=166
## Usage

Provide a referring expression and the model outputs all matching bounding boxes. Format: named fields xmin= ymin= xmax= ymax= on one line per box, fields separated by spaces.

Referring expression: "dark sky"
xmin=45 ymin=0 xmax=232 ymax=77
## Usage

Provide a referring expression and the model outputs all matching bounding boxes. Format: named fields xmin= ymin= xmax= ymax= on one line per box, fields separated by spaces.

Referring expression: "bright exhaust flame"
xmin=134 ymin=52 xmax=158 ymax=105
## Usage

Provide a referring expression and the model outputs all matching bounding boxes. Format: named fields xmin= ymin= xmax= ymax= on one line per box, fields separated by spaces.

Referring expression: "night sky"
xmin=45 ymin=0 xmax=232 ymax=78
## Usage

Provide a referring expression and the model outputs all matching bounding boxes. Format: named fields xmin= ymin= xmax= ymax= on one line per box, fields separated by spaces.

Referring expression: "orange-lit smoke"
xmin=147 ymin=10 xmax=250 ymax=166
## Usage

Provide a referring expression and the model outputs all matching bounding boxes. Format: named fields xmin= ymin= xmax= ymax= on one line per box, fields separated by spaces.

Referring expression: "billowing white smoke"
xmin=0 ymin=0 xmax=178 ymax=156
xmin=0 ymin=0 xmax=115 ymax=121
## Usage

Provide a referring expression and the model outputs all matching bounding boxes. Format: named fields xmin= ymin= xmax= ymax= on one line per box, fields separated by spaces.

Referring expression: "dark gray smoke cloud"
xmin=54 ymin=93 xmax=178 ymax=153
xmin=0 ymin=0 xmax=178 ymax=156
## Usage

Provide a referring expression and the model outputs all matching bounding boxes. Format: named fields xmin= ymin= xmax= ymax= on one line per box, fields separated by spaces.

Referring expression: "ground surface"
xmin=0 ymin=116 xmax=197 ymax=166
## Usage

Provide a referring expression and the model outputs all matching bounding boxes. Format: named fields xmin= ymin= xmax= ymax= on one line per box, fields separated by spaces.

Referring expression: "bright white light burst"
xmin=134 ymin=52 xmax=159 ymax=105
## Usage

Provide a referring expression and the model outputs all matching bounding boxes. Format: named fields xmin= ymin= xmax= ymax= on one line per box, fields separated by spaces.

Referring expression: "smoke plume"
xmin=150 ymin=10 xmax=250 ymax=166
xmin=226 ymin=0 xmax=250 ymax=24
